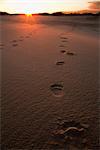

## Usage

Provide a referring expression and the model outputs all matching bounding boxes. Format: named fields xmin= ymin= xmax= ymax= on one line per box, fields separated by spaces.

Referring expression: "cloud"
xmin=88 ymin=1 xmax=100 ymax=11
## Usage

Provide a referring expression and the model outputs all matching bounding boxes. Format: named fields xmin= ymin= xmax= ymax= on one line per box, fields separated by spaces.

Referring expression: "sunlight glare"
xmin=25 ymin=13 xmax=32 ymax=17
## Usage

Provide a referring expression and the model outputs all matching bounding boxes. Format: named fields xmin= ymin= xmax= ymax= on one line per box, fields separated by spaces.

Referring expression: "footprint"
xmin=11 ymin=40 xmax=17 ymax=43
xmin=60 ymin=50 xmax=66 ymax=54
xmin=60 ymin=37 xmax=68 ymax=40
xmin=25 ymin=36 xmax=30 ymax=38
xmin=62 ymin=127 xmax=84 ymax=137
xmin=0 ymin=44 xmax=4 ymax=49
xmin=12 ymin=43 xmax=18 ymax=47
xmin=56 ymin=61 xmax=65 ymax=65
xmin=67 ymin=52 xmax=75 ymax=56
xmin=50 ymin=83 xmax=64 ymax=97
xmin=49 ymin=120 xmax=89 ymax=149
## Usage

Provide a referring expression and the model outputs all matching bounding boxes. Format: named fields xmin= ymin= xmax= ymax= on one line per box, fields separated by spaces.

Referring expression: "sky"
xmin=0 ymin=0 xmax=100 ymax=14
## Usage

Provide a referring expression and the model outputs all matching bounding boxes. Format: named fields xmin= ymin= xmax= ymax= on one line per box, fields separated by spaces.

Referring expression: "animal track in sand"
xmin=60 ymin=50 xmax=66 ymax=54
xmin=11 ymin=40 xmax=17 ymax=43
xmin=25 ymin=36 xmax=30 ymax=38
xmin=50 ymin=83 xmax=64 ymax=97
xmin=67 ymin=51 xmax=75 ymax=56
xmin=49 ymin=120 xmax=89 ymax=149
xmin=56 ymin=61 xmax=65 ymax=65
xmin=12 ymin=43 xmax=18 ymax=47
xmin=0 ymin=44 xmax=4 ymax=49
xmin=60 ymin=37 xmax=68 ymax=40
xmin=11 ymin=40 xmax=19 ymax=47
xmin=61 ymin=40 xmax=68 ymax=43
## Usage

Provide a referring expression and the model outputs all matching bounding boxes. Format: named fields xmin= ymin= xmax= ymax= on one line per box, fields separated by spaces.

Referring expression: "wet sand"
xmin=1 ymin=15 xmax=99 ymax=149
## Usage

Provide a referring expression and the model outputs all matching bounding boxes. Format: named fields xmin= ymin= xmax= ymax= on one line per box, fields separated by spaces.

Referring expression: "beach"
xmin=1 ymin=15 xmax=99 ymax=149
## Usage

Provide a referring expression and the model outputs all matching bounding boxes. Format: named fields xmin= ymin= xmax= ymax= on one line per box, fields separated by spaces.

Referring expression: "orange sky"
xmin=0 ymin=0 xmax=100 ymax=14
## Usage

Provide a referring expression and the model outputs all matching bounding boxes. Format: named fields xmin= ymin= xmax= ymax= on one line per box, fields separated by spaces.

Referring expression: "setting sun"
xmin=25 ymin=14 xmax=32 ymax=17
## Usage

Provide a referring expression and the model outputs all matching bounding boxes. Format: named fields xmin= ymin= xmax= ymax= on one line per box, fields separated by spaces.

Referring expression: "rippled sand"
xmin=1 ymin=15 xmax=99 ymax=149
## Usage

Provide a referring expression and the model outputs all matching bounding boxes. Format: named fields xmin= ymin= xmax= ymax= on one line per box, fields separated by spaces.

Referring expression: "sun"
xmin=25 ymin=13 xmax=32 ymax=17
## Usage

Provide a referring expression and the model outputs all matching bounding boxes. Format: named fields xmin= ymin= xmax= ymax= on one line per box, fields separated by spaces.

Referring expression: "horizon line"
xmin=0 ymin=10 xmax=100 ymax=15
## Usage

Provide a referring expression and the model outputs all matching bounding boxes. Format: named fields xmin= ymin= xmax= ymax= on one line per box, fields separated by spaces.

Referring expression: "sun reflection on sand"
xmin=24 ymin=14 xmax=37 ymax=25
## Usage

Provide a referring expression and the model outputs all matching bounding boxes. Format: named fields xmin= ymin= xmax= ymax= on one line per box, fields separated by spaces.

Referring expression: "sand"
xmin=1 ymin=15 xmax=99 ymax=149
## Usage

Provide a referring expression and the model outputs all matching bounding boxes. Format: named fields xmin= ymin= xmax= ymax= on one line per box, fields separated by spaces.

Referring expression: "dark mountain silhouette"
xmin=0 ymin=11 xmax=9 ymax=15
xmin=52 ymin=12 xmax=65 ymax=16
xmin=38 ymin=13 xmax=50 ymax=16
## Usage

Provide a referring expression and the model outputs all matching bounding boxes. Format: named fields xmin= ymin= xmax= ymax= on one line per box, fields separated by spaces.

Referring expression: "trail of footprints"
xmin=1 ymin=28 xmax=38 ymax=50
xmin=1 ymin=30 xmax=35 ymax=48
xmin=51 ymin=32 xmax=75 ymax=97
xmin=49 ymin=32 xmax=90 ymax=149
xmin=10 ymin=32 xmax=33 ymax=47
xmin=0 ymin=34 xmax=30 ymax=48
xmin=1 ymin=28 xmax=91 ymax=149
